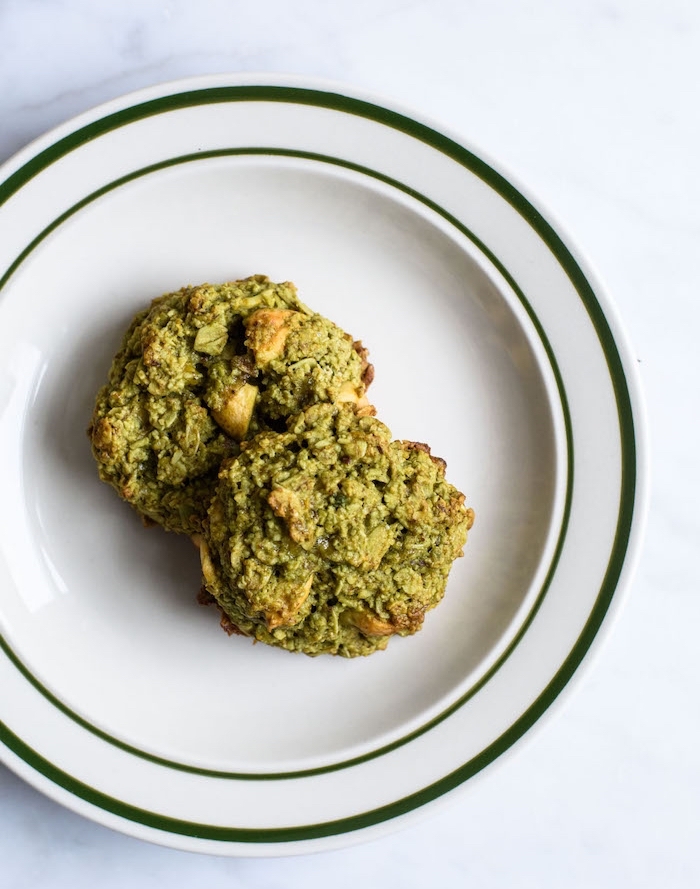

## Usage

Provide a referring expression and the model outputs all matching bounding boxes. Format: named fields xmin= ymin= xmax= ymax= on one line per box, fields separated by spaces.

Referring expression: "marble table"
xmin=1 ymin=1 xmax=698 ymax=886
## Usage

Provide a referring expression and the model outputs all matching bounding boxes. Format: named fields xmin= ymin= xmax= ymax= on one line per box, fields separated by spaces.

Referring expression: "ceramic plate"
xmin=0 ymin=75 xmax=647 ymax=855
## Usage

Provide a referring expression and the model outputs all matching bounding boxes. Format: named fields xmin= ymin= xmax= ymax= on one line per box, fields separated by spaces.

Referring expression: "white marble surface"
xmin=1 ymin=0 xmax=698 ymax=886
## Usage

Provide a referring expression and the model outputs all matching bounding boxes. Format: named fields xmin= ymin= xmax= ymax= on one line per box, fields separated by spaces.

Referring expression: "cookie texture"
xmin=88 ymin=276 xmax=373 ymax=534
xmin=199 ymin=403 xmax=473 ymax=657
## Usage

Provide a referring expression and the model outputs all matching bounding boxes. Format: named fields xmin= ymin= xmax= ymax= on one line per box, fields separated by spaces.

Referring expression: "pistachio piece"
xmin=193 ymin=323 xmax=228 ymax=356
xmin=363 ymin=524 xmax=394 ymax=569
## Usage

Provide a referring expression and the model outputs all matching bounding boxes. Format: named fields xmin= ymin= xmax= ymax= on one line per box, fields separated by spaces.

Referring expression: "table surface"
xmin=1 ymin=1 xmax=698 ymax=886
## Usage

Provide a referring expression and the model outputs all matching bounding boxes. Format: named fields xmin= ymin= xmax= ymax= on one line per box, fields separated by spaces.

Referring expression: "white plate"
xmin=0 ymin=74 xmax=647 ymax=856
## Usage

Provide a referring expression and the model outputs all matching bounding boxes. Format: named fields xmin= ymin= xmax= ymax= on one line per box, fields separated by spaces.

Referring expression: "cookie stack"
xmin=89 ymin=276 xmax=473 ymax=656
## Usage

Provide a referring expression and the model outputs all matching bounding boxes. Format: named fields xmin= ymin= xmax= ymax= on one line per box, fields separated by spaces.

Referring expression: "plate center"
xmin=0 ymin=156 xmax=565 ymax=771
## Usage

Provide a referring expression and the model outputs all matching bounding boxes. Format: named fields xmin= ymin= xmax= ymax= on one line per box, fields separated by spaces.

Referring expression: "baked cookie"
xmin=89 ymin=276 xmax=373 ymax=535
xmin=197 ymin=403 xmax=474 ymax=657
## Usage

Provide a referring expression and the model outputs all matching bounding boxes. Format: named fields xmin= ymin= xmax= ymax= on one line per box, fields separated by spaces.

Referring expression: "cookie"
xmin=198 ymin=403 xmax=473 ymax=657
xmin=88 ymin=276 xmax=373 ymax=534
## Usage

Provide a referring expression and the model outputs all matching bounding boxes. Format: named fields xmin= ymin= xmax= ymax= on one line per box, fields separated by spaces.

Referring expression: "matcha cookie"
xmin=197 ymin=403 xmax=473 ymax=657
xmin=89 ymin=276 xmax=373 ymax=535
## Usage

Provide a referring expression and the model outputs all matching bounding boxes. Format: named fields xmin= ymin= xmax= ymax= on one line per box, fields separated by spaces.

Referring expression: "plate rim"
xmin=0 ymin=72 xmax=649 ymax=854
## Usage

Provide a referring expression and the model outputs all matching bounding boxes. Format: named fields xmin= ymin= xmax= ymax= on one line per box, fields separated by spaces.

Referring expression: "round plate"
xmin=0 ymin=74 xmax=647 ymax=856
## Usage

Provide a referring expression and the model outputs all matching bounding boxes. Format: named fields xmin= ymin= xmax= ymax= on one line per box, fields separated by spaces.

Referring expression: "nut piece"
xmin=90 ymin=417 xmax=116 ymax=456
xmin=352 ymin=339 xmax=375 ymax=388
xmin=267 ymin=486 xmax=315 ymax=548
xmin=343 ymin=609 xmax=396 ymax=636
xmin=245 ymin=309 xmax=299 ymax=365
xmin=264 ymin=574 xmax=315 ymax=630
xmin=336 ymin=380 xmax=376 ymax=416
xmin=193 ymin=323 xmax=228 ymax=356
xmin=193 ymin=534 xmax=217 ymax=587
xmin=354 ymin=394 xmax=376 ymax=417
xmin=211 ymin=383 xmax=258 ymax=440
